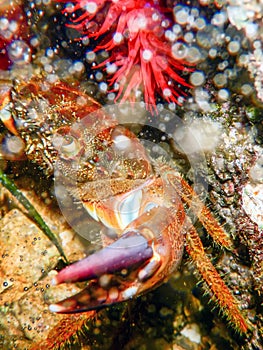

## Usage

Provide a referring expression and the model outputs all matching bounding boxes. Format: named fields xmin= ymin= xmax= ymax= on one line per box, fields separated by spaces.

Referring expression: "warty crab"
xmin=0 ymin=77 xmax=248 ymax=335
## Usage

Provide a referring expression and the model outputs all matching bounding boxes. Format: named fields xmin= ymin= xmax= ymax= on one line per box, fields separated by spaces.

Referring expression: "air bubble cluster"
xmin=169 ymin=1 xmax=263 ymax=108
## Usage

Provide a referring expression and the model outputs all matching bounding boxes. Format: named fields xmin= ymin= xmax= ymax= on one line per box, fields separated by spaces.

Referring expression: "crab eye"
xmin=60 ymin=136 xmax=80 ymax=159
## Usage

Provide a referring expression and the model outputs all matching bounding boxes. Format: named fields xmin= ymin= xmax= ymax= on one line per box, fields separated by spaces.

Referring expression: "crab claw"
xmin=49 ymin=231 xmax=154 ymax=313
xmin=49 ymin=206 xmax=184 ymax=313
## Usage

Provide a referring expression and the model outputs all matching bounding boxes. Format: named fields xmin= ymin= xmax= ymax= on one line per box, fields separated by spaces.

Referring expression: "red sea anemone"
xmin=57 ymin=0 xmax=194 ymax=111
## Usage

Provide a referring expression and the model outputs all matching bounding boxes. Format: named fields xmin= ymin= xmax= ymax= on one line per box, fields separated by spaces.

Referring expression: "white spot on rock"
xmin=180 ymin=323 xmax=201 ymax=344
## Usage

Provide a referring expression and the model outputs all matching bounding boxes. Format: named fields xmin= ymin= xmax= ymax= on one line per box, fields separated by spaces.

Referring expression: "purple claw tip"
xmin=54 ymin=231 xmax=153 ymax=284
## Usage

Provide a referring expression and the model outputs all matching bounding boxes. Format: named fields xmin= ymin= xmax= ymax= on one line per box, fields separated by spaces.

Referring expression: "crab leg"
xmin=168 ymin=173 xmax=248 ymax=332
xmin=168 ymin=173 xmax=233 ymax=248
xmin=185 ymin=223 xmax=248 ymax=333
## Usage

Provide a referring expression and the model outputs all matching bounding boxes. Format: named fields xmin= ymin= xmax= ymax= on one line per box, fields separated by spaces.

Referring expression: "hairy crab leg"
xmin=30 ymin=312 xmax=97 ymax=350
xmin=168 ymin=173 xmax=232 ymax=248
xmin=185 ymin=223 xmax=248 ymax=333
xmin=164 ymin=171 xmax=248 ymax=332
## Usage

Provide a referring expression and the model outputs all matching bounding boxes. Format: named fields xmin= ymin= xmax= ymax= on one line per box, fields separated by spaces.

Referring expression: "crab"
xmin=0 ymin=76 xmax=248 ymax=334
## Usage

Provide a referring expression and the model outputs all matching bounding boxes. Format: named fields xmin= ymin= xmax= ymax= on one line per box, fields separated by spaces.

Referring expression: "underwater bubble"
xmin=39 ymin=55 xmax=49 ymax=65
xmin=186 ymin=46 xmax=202 ymax=63
xmin=44 ymin=63 xmax=53 ymax=73
xmin=99 ymin=82 xmax=108 ymax=92
xmin=95 ymin=71 xmax=103 ymax=81
xmin=190 ymin=7 xmax=199 ymax=18
xmin=193 ymin=88 xmax=213 ymax=112
xmin=84 ymin=2 xmax=98 ymax=14
xmin=237 ymin=53 xmax=249 ymax=66
xmin=209 ymin=48 xmax=217 ymax=58
xmin=181 ymin=324 xmax=201 ymax=344
xmin=212 ymin=11 xmax=228 ymax=27
xmin=217 ymin=88 xmax=229 ymax=101
xmin=174 ymin=6 xmax=190 ymax=26
xmin=253 ymin=40 xmax=261 ymax=50
xmin=161 ymin=19 xmax=170 ymax=29
xmin=227 ymin=40 xmax=240 ymax=55
xmin=172 ymin=42 xmax=188 ymax=59
xmin=47 ymin=74 xmax=59 ymax=84
xmin=163 ymin=88 xmax=172 ymax=98
xmin=190 ymin=71 xmax=205 ymax=86
xmin=0 ymin=17 xmax=9 ymax=31
xmin=106 ymin=63 xmax=117 ymax=74
xmin=8 ymin=20 xmax=19 ymax=34
xmin=245 ymin=22 xmax=259 ymax=40
xmin=46 ymin=48 xmax=54 ymax=58
xmin=168 ymin=102 xmax=176 ymax=111
xmin=4 ymin=136 xmax=25 ymax=155
xmin=213 ymin=73 xmax=227 ymax=88
xmin=172 ymin=24 xmax=182 ymax=36
xmin=86 ymin=51 xmax=96 ymax=62
xmin=151 ymin=11 xmax=160 ymax=22
xmin=217 ymin=60 xmax=229 ymax=70
xmin=240 ymin=84 xmax=253 ymax=96
xmin=193 ymin=17 xmax=206 ymax=30
xmin=196 ymin=25 xmax=223 ymax=49
xmin=165 ymin=29 xmax=176 ymax=42
xmin=73 ymin=61 xmax=85 ymax=73
xmin=113 ymin=32 xmax=123 ymax=44
xmin=107 ymin=92 xmax=116 ymax=101
xmin=7 ymin=40 xmax=31 ymax=65
xmin=142 ymin=49 xmax=153 ymax=62
xmin=109 ymin=287 xmax=119 ymax=301
xmin=184 ymin=31 xmax=194 ymax=43
xmin=82 ymin=37 xmax=90 ymax=45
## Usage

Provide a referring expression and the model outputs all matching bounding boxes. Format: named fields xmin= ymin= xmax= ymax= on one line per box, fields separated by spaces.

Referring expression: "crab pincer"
xmin=49 ymin=231 xmax=155 ymax=313
xmin=49 ymin=203 xmax=185 ymax=313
